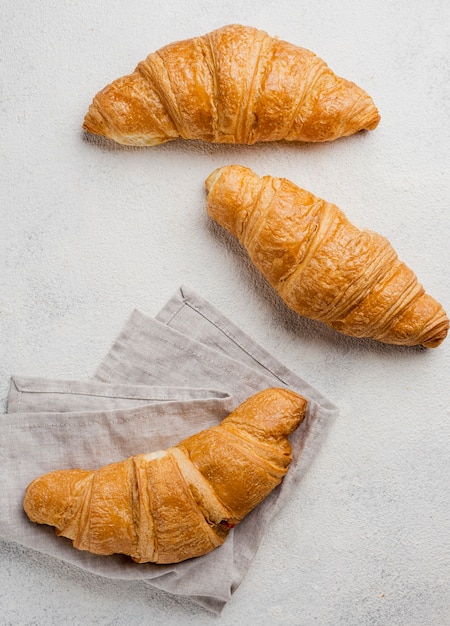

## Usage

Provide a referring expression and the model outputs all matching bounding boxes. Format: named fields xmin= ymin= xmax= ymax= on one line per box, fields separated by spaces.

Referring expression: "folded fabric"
xmin=8 ymin=376 xmax=232 ymax=414
xmin=0 ymin=286 xmax=338 ymax=614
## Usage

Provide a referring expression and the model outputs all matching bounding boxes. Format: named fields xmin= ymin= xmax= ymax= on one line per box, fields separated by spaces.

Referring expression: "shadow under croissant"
xmin=82 ymin=130 xmax=138 ymax=152
xmin=82 ymin=127 xmax=373 ymax=156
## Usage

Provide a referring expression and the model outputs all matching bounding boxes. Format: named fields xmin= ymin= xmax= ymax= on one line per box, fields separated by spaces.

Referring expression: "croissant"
xmin=82 ymin=24 xmax=380 ymax=146
xmin=205 ymin=165 xmax=449 ymax=348
xmin=23 ymin=388 xmax=306 ymax=564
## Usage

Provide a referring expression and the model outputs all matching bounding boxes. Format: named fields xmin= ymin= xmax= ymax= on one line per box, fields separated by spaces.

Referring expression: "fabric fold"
xmin=7 ymin=376 xmax=231 ymax=414
xmin=0 ymin=286 xmax=338 ymax=614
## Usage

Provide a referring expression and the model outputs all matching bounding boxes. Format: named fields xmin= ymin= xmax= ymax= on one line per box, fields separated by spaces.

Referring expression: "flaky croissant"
xmin=83 ymin=24 xmax=380 ymax=146
xmin=205 ymin=165 xmax=449 ymax=348
xmin=23 ymin=388 xmax=306 ymax=564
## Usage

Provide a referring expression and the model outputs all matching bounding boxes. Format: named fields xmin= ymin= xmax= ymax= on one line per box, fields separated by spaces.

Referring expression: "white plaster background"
xmin=1 ymin=1 xmax=449 ymax=624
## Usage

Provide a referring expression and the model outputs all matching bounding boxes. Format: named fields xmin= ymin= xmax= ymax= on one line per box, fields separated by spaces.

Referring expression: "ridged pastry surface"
xmin=23 ymin=388 xmax=307 ymax=564
xmin=205 ymin=165 xmax=448 ymax=348
xmin=83 ymin=24 xmax=380 ymax=146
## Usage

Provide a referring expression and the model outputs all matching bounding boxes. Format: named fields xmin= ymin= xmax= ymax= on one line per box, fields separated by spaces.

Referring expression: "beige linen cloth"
xmin=0 ymin=286 xmax=338 ymax=614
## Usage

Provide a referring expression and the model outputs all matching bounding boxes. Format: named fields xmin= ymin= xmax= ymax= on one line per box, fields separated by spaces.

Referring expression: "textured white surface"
xmin=1 ymin=1 xmax=449 ymax=624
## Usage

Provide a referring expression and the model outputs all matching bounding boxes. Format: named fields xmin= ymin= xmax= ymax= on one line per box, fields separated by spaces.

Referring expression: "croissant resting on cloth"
xmin=205 ymin=165 xmax=448 ymax=348
xmin=83 ymin=24 xmax=380 ymax=146
xmin=23 ymin=388 xmax=307 ymax=564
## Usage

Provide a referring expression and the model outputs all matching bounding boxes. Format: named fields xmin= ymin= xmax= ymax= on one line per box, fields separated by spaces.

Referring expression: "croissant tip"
xmin=81 ymin=119 xmax=94 ymax=134
xmin=82 ymin=105 xmax=105 ymax=137
xmin=23 ymin=476 xmax=51 ymax=525
xmin=205 ymin=167 xmax=225 ymax=191
xmin=23 ymin=480 xmax=37 ymax=518
xmin=366 ymin=111 xmax=381 ymax=131
xmin=421 ymin=322 xmax=449 ymax=348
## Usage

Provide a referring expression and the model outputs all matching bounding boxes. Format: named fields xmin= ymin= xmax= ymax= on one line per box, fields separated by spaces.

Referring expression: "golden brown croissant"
xmin=205 ymin=165 xmax=449 ymax=348
xmin=83 ymin=24 xmax=380 ymax=146
xmin=23 ymin=388 xmax=306 ymax=564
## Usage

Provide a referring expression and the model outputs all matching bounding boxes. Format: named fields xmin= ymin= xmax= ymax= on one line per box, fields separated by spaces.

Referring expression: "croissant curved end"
xmin=420 ymin=318 xmax=449 ymax=348
xmin=365 ymin=112 xmax=381 ymax=131
xmin=23 ymin=477 xmax=48 ymax=524
xmin=23 ymin=469 xmax=90 ymax=531
xmin=205 ymin=168 xmax=222 ymax=192
xmin=82 ymin=101 xmax=170 ymax=147
xmin=225 ymin=387 xmax=307 ymax=437
xmin=82 ymin=104 xmax=106 ymax=136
